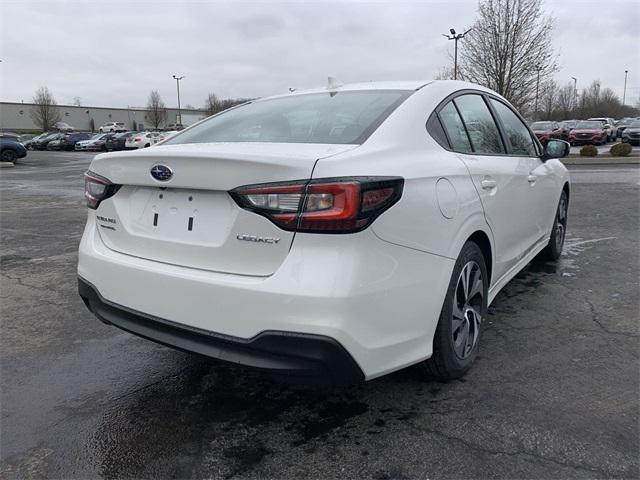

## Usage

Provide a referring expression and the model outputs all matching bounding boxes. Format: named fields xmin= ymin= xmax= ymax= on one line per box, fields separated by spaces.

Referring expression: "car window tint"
xmin=453 ymin=94 xmax=505 ymax=154
xmin=438 ymin=101 xmax=472 ymax=153
xmin=490 ymin=99 xmax=537 ymax=156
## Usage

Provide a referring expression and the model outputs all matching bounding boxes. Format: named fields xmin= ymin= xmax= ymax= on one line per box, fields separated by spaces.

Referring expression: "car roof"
xmin=257 ymin=80 xmax=501 ymax=106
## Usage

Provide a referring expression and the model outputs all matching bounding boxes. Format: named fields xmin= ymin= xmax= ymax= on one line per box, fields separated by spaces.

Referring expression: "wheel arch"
xmin=467 ymin=230 xmax=493 ymax=287
xmin=446 ymin=212 xmax=495 ymax=288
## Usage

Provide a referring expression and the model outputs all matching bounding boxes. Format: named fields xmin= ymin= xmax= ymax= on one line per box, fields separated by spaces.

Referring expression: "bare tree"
xmin=145 ymin=90 xmax=166 ymax=129
xmin=458 ymin=0 xmax=558 ymax=112
xmin=539 ymin=80 xmax=557 ymax=120
xmin=204 ymin=93 xmax=223 ymax=116
xmin=204 ymin=93 xmax=249 ymax=116
xmin=30 ymin=87 xmax=61 ymax=131
xmin=433 ymin=67 xmax=455 ymax=80
xmin=555 ymin=83 xmax=575 ymax=119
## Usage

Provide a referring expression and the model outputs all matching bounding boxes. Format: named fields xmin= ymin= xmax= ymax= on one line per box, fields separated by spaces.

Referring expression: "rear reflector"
xmin=230 ymin=177 xmax=404 ymax=233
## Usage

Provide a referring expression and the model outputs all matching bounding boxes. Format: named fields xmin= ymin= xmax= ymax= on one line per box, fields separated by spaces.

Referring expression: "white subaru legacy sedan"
xmin=78 ymin=80 xmax=570 ymax=385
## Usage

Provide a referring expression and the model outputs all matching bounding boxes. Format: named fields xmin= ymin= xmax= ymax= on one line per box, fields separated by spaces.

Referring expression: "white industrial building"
xmin=0 ymin=102 xmax=208 ymax=133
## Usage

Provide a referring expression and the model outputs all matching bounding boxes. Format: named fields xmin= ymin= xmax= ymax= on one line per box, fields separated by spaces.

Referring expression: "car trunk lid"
xmin=89 ymin=142 xmax=357 ymax=276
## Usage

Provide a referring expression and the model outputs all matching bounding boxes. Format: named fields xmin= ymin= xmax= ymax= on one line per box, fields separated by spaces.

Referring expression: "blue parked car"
xmin=0 ymin=139 xmax=28 ymax=163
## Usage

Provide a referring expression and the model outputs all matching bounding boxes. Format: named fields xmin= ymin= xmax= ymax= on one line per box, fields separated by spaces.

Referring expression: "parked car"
xmin=105 ymin=131 xmax=136 ymax=151
xmin=75 ymin=133 xmax=111 ymax=151
xmin=0 ymin=138 xmax=28 ymax=163
xmin=99 ymin=122 xmax=126 ymax=133
xmin=54 ymin=122 xmax=75 ymax=132
xmin=23 ymin=132 xmax=50 ymax=150
xmin=46 ymin=138 xmax=64 ymax=150
xmin=91 ymin=134 xmax=117 ymax=151
xmin=165 ymin=123 xmax=185 ymax=130
xmin=32 ymin=132 xmax=64 ymax=150
xmin=621 ymin=120 xmax=640 ymax=145
xmin=568 ymin=120 xmax=608 ymax=145
xmin=615 ymin=118 xmax=635 ymax=138
xmin=78 ymin=80 xmax=571 ymax=385
xmin=59 ymin=132 xmax=92 ymax=151
xmin=588 ymin=117 xmax=616 ymax=141
xmin=17 ymin=134 xmax=36 ymax=144
xmin=158 ymin=130 xmax=180 ymax=143
xmin=530 ymin=121 xmax=562 ymax=144
xmin=0 ymin=132 xmax=20 ymax=141
xmin=124 ymin=131 xmax=163 ymax=149
xmin=557 ymin=120 xmax=578 ymax=139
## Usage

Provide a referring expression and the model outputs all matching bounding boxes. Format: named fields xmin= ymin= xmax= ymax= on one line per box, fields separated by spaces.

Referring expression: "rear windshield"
xmin=576 ymin=121 xmax=602 ymax=129
xmin=165 ymin=90 xmax=412 ymax=145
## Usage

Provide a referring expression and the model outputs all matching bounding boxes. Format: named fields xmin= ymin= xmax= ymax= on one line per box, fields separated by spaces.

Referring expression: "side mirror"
xmin=541 ymin=139 xmax=570 ymax=161
xmin=603 ymin=124 xmax=611 ymax=129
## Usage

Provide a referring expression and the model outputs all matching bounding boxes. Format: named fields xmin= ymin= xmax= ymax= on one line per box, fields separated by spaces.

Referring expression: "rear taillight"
xmin=84 ymin=171 xmax=120 ymax=209
xmin=230 ymin=177 xmax=403 ymax=233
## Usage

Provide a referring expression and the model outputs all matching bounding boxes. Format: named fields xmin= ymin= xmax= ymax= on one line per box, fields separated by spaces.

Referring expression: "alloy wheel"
xmin=555 ymin=194 xmax=567 ymax=251
xmin=452 ymin=261 xmax=483 ymax=359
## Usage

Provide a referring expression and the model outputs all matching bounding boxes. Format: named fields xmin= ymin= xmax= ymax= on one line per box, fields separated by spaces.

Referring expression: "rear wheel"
xmin=1 ymin=149 xmax=17 ymax=162
xmin=537 ymin=190 xmax=568 ymax=261
xmin=421 ymin=241 xmax=488 ymax=381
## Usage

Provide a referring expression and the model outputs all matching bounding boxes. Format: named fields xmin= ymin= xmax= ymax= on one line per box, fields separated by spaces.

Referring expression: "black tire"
xmin=144 ymin=143 xmax=150 ymax=148
xmin=421 ymin=241 xmax=488 ymax=381
xmin=1 ymin=149 xmax=17 ymax=162
xmin=537 ymin=190 xmax=568 ymax=261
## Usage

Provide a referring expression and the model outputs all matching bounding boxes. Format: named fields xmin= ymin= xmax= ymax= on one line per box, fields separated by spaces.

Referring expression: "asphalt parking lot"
xmin=1 ymin=151 xmax=639 ymax=479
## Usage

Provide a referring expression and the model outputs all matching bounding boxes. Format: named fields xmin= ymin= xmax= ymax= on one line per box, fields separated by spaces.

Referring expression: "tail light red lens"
xmin=230 ymin=177 xmax=404 ymax=233
xmin=84 ymin=171 xmax=120 ymax=209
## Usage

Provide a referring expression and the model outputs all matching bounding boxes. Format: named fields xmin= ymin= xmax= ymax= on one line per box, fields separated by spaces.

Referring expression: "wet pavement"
xmin=1 ymin=152 xmax=639 ymax=479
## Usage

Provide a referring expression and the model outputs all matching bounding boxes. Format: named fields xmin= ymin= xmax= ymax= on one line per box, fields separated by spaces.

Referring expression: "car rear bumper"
xmin=78 ymin=215 xmax=453 ymax=380
xmin=79 ymin=277 xmax=364 ymax=385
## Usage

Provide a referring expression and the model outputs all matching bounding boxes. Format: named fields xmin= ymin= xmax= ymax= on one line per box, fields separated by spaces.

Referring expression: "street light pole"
xmin=534 ymin=66 xmax=543 ymax=121
xmin=172 ymin=74 xmax=185 ymax=126
xmin=623 ymin=70 xmax=629 ymax=105
xmin=571 ymin=76 xmax=577 ymax=111
xmin=443 ymin=28 xmax=472 ymax=80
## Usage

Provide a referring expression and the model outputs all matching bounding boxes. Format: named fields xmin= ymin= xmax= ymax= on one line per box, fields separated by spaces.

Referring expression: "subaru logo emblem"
xmin=150 ymin=164 xmax=172 ymax=182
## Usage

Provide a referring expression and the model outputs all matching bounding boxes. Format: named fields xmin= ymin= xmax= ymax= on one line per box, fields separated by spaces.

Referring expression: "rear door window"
xmin=489 ymin=99 xmax=537 ymax=156
xmin=453 ymin=94 xmax=505 ymax=154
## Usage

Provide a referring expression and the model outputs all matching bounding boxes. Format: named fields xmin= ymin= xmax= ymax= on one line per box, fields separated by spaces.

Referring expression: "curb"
xmin=0 ymin=162 xmax=15 ymax=168
xmin=562 ymin=157 xmax=640 ymax=165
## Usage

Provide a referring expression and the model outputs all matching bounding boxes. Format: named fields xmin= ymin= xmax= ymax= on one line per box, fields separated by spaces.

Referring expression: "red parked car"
xmin=568 ymin=121 xmax=608 ymax=146
xmin=530 ymin=121 xmax=562 ymax=145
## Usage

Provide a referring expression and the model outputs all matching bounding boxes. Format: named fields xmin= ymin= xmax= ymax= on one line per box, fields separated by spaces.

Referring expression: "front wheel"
xmin=1 ymin=149 xmax=17 ymax=162
xmin=421 ymin=241 xmax=488 ymax=381
xmin=537 ymin=190 xmax=568 ymax=261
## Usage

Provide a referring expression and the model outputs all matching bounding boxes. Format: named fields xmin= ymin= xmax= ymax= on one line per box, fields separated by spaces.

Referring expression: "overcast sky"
xmin=1 ymin=0 xmax=638 ymax=109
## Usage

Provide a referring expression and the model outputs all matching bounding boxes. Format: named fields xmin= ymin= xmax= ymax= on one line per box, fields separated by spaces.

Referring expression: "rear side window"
xmin=438 ymin=102 xmax=473 ymax=153
xmin=165 ymin=90 xmax=412 ymax=146
xmin=490 ymin=99 xmax=537 ymax=156
xmin=454 ymin=94 xmax=505 ymax=154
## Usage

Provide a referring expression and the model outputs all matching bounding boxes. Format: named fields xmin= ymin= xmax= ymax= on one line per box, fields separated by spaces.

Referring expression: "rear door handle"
xmin=481 ymin=178 xmax=497 ymax=190
xmin=527 ymin=175 xmax=537 ymax=183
